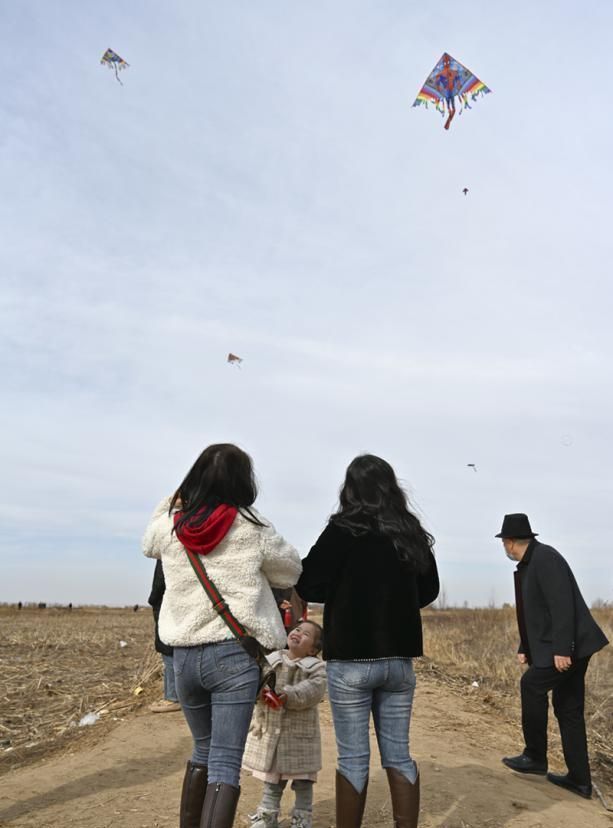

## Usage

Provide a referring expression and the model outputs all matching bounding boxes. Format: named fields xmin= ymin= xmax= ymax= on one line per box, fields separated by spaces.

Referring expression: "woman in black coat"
xmin=297 ymin=455 xmax=439 ymax=828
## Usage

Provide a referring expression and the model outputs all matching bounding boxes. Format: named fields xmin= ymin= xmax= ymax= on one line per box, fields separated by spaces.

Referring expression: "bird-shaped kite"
xmin=227 ymin=353 xmax=243 ymax=367
xmin=100 ymin=48 xmax=130 ymax=85
xmin=413 ymin=53 xmax=490 ymax=130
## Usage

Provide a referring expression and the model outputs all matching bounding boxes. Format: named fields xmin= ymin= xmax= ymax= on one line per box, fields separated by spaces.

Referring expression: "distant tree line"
xmin=1 ymin=602 xmax=142 ymax=610
xmin=426 ymin=584 xmax=611 ymax=612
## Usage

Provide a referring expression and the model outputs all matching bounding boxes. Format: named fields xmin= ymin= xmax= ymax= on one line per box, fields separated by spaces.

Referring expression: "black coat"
xmin=147 ymin=560 xmax=173 ymax=657
xmin=515 ymin=540 xmax=608 ymax=668
xmin=296 ymin=522 xmax=439 ymax=661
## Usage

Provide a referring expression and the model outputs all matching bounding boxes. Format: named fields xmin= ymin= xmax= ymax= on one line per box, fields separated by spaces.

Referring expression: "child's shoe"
xmin=248 ymin=809 xmax=279 ymax=828
xmin=289 ymin=809 xmax=312 ymax=828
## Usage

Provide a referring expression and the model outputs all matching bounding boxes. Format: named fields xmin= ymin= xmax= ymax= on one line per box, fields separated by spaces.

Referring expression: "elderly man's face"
xmin=502 ymin=538 xmax=521 ymax=561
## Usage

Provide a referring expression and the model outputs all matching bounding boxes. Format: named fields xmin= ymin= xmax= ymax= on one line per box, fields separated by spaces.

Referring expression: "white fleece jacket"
xmin=142 ymin=497 xmax=302 ymax=650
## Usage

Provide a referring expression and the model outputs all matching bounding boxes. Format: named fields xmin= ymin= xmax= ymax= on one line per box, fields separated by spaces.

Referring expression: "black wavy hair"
xmin=170 ymin=443 xmax=265 ymax=534
xmin=330 ymin=454 xmax=434 ymax=572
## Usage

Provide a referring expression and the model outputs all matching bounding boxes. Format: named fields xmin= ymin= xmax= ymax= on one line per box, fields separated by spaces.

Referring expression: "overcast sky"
xmin=1 ymin=1 xmax=611 ymax=607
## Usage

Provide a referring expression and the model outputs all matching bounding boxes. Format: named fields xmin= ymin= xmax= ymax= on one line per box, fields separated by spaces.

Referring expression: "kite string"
xmin=114 ymin=63 xmax=123 ymax=86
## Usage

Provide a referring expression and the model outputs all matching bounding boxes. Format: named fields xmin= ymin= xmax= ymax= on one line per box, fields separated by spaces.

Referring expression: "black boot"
xmin=386 ymin=767 xmax=420 ymax=828
xmin=200 ymin=781 xmax=241 ymax=828
xmin=180 ymin=761 xmax=208 ymax=828
xmin=335 ymin=771 xmax=368 ymax=828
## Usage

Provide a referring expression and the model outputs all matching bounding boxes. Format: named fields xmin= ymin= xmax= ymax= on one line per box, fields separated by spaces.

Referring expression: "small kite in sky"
xmin=413 ymin=53 xmax=490 ymax=130
xmin=100 ymin=48 xmax=130 ymax=84
xmin=227 ymin=353 xmax=243 ymax=367
xmin=462 ymin=187 xmax=469 ymax=196
xmin=467 ymin=463 xmax=477 ymax=472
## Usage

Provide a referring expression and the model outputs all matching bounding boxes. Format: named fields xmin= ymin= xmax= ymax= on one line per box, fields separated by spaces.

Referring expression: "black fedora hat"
xmin=495 ymin=513 xmax=538 ymax=539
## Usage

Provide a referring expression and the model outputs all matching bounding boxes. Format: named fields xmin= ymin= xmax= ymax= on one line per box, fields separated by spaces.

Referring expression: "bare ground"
xmin=0 ymin=674 xmax=611 ymax=828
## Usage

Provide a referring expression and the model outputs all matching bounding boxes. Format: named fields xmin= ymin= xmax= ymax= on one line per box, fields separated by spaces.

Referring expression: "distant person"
xmin=17 ymin=601 xmax=22 ymax=611
xmin=133 ymin=604 xmax=139 ymax=612
xmin=143 ymin=443 xmax=302 ymax=828
xmin=147 ymin=560 xmax=181 ymax=713
xmin=243 ymin=620 xmax=326 ymax=828
xmin=272 ymin=588 xmax=308 ymax=632
xmin=272 ymin=588 xmax=293 ymax=627
xmin=297 ymin=455 xmax=439 ymax=828
xmin=497 ymin=514 xmax=609 ymax=799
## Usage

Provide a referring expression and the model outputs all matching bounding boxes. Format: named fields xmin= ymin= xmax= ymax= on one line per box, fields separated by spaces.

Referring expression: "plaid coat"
xmin=243 ymin=651 xmax=326 ymax=775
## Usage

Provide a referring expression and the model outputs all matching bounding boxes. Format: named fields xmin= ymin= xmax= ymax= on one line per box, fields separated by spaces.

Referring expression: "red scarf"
xmin=174 ymin=505 xmax=238 ymax=555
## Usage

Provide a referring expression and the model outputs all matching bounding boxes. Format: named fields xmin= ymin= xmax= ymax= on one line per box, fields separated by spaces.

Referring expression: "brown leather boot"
xmin=180 ymin=761 xmax=208 ymax=828
xmin=200 ymin=781 xmax=241 ymax=828
xmin=385 ymin=767 xmax=420 ymax=828
xmin=336 ymin=771 xmax=368 ymax=828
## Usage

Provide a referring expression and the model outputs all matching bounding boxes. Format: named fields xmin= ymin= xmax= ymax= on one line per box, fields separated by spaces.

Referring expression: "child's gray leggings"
xmin=261 ymin=779 xmax=314 ymax=812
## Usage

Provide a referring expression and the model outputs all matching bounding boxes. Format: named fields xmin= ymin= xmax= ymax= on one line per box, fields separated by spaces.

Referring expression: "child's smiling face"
xmin=287 ymin=622 xmax=320 ymax=659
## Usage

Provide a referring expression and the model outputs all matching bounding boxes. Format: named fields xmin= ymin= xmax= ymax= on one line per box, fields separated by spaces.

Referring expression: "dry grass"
xmin=0 ymin=606 xmax=161 ymax=774
xmin=1 ymin=604 xmax=610 ymax=786
xmin=418 ymin=607 xmax=613 ymax=783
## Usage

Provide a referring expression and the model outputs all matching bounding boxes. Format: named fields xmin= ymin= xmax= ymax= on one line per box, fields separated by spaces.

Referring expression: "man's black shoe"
xmin=502 ymin=754 xmax=548 ymax=775
xmin=547 ymin=773 xmax=592 ymax=799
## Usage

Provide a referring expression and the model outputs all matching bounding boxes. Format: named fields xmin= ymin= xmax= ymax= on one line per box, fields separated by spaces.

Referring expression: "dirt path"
xmin=0 ymin=677 xmax=610 ymax=828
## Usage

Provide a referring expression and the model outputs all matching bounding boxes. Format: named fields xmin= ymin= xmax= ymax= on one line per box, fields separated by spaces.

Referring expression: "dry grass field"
xmin=418 ymin=606 xmax=613 ymax=783
xmin=0 ymin=606 xmax=160 ymax=774
xmin=1 ymin=604 xmax=611 ymax=786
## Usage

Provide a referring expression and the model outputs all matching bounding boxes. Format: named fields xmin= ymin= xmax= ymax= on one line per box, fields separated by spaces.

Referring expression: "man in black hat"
xmin=496 ymin=513 xmax=608 ymax=799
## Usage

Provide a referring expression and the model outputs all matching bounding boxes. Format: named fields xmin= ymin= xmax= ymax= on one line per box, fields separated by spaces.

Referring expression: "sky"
xmin=1 ymin=1 xmax=612 ymax=607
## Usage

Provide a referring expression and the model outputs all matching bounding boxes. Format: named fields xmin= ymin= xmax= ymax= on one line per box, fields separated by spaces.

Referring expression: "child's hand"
xmin=261 ymin=688 xmax=286 ymax=709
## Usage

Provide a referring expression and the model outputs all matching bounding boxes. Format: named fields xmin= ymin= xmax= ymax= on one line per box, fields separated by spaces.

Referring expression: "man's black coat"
xmin=515 ymin=540 xmax=608 ymax=668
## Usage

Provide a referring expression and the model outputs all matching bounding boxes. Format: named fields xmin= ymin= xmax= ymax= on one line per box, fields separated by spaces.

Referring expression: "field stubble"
xmin=1 ymin=605 xmax=611 ymax=786
xmin=0 ymin=606 xmax=160 ymax=774
xmin=418 ymin=607 xmax=613 ymax=785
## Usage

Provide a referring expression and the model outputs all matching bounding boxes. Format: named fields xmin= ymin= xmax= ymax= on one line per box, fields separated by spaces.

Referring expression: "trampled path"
xmin=0 ymin=677 xmax=610 ymax=828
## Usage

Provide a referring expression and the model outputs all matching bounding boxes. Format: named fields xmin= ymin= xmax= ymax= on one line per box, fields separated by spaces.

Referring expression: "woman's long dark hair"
xmin=170 ymin=443 xmax=265 ymax=534
xmin=330 ymin=454 xmax=434 ymax=572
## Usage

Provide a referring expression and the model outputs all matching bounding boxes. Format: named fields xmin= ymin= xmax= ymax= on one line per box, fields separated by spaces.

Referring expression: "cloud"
xmin=1 ymin=1 xmax=611 ymax=606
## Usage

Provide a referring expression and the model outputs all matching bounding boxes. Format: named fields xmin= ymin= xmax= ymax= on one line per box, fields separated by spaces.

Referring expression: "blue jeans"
xmin=327 ymin=659 xmax=417 ymax=793
xmin=162 ymin=653 xmax=178 ymax=702
xmin=174 ymin=640 xmax=259 ymax=786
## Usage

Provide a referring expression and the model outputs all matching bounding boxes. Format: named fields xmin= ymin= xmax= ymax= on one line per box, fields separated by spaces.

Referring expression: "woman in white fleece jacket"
xmin=142 ymin=443 xmax=302 ymax=828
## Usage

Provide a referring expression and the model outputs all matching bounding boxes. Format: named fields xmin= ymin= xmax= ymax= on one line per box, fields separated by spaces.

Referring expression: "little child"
xmin=243 ymin=621 xmax=326 ymax=828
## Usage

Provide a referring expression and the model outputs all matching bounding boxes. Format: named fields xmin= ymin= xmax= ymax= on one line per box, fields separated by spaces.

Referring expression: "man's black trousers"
xmin=520 ymin=656 xmax=591 ymax=785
